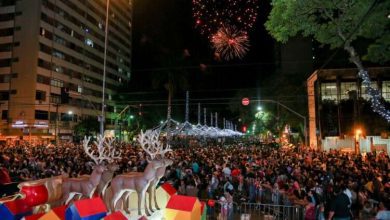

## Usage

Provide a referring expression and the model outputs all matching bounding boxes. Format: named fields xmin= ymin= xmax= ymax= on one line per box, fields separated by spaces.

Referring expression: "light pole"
xmin=100 ymin=0 xmax=110 ymax=136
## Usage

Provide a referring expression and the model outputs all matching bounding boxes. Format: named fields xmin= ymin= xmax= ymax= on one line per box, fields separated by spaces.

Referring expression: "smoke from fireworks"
xmin=211 ymin=25 xmax=249 ymax=61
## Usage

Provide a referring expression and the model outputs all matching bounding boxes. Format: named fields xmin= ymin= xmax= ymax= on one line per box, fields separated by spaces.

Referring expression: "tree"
xmin=73 ymin=117 xmax=99 ymax=140
xmin=265 ymin=0 xmax=390 ymax=120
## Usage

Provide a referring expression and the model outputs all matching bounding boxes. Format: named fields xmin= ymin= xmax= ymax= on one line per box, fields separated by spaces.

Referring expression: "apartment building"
xmin=0 ymin=0 xmax=132 ymax=142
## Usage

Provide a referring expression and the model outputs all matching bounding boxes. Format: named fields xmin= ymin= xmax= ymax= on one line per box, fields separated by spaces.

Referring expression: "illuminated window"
xmin=85 ymin=38 xmax=94 ymax=47
xmin=382 ymin=81 xmax=390 ymax=101
xmin=50 ymin=78 xmax=63 ymax=87
xmin=321 ymin=83 xmax=337 ymax=101
xmin=340 ymin=82 xmax=357 ymax=100
xmin=77 ymin=85 xmax=82 ymax=93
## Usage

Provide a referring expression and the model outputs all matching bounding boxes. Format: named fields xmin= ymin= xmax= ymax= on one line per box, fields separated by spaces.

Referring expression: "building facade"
xmin=0 ymin=0 xmax=132 ymax=143
xmin=307 ymin=67 xmax=390 ymax=149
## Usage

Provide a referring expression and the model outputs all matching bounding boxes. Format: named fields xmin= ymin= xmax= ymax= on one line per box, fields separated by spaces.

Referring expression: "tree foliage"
xmin=265 ymin=0 xmax=389 ymax=63
xmin=74 ymin=117 xmax=99 ymax=137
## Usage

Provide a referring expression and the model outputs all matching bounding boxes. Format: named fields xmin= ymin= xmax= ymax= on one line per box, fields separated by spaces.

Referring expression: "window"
xmin=0 ymin=74 xmax=11 ymax=83
xmin=37 ymin=74 xmax=50 ymax=85
xmin=53 ymin=35 xmax=66 ymax=45
xmin=0 ymin=28 xmax=14 ymax=37
xmin=50 ymin=78 xmax=63 ymax=87
xmin=0 ymin=43 xmax=13 ymax=52
xmin=321 ymin=83 xmax=337 ymax=101
xmin=36 ymin=90 xmax=46 ymax=101
xmin=35 ymin=110 xmax=48 ymax=120
xmin=0 ymin=0 xmax=16 ymax=6
xmin=50 ymin=93 xmax=61 ymax=104
xmin=77 ymin=85 xmax=82 ymax=93
xmin=382 ymin=81 xmax=390 ymax=101
xmin=53 ymin=65 xmax=63 ymax=73
xmin=2 ymin=110 xmax=8 ymax=120
xmin=85 ymin=38 xmax=94 ymax=47
xmin=0 ymin=59 xmax=12 ymax=67
xmin=52 ymin=51 xmax=65 ymax=59
xmin=0 ymin=91 xmax=9 ymax=100
xmin=340 ymin=82 xmax=357 ymax=100
xmin=49 ymin=112 xmax=57 ymax=121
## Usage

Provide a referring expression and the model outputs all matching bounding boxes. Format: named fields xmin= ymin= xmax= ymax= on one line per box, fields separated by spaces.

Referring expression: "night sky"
xmin=130 ymin=0 xmax=275 ymax=93
xmin=124 ymin=0 xmax=312 ymax=124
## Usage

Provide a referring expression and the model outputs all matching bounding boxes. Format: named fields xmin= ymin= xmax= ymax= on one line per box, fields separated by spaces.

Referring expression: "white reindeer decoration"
xmin=96 ymin=137 xmax=121 ymax=197
xmin=147 ymin=141 xmax=173 ymax=212
xmin=109 ymin=129 xmax=165 ymax=216
xmin=61 ymin=135 xmax=112 ymax=205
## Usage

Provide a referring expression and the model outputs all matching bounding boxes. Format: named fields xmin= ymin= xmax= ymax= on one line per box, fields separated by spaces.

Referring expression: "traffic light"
xmin=242 ymin=125 xmax=247 ymax=133
xmin=61 ymin=87 xmax=69 ymax=104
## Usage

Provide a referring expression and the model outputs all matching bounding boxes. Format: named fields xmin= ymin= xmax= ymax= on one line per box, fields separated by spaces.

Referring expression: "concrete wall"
xmin=322 ymin=136 xmax=390 ymax=153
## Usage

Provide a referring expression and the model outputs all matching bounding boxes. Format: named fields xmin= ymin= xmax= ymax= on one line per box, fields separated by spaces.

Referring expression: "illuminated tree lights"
xmin=359 ymin=70 xmax=390 ymax=121
xmin=211 ymin=25 xmax=250 ymax=61
xmin=192 ymin=0 xmax=259 ymax=60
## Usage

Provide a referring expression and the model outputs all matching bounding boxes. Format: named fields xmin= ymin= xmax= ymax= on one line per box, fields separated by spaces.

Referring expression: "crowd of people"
xmin=1 ymin=139 xmax=389 ymax=220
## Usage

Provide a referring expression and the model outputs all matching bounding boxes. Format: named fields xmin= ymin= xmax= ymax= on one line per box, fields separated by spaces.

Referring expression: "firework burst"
xmin=211 ymin=25 xmax=250 ymax=61
xmin=192 ymin=0 xmax=259 ymax=36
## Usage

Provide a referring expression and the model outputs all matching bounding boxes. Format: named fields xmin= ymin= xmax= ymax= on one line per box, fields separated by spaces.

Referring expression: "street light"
xmin=355 ymin=128 xmax=362 ymax=154
xmin=100 ymin=0 xmax=111 ymax=136
xmin=253 ymin=99 xmax=308 ymax=147
xmin=257 ymin=106 xmax=262 ymax=111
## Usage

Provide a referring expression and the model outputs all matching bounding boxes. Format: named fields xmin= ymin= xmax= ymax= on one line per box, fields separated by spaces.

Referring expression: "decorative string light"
xmin=198 ymin=103 xmax=201 ymax=125
xmin=359 ymin=70 xmax=390 ymax=121
xmin=185 ymin=91 xmax=190 ymax=122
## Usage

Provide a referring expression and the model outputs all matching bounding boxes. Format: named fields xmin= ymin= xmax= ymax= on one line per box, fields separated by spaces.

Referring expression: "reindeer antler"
xmin=83 ymin=135 xmax=113 ymax=165
xmin=104 ymin=137 xmax=121 ymax=162
xmin=138 ymin=130 xmax=160 ymax=160
xmin=159 ymin=143 xmax=172 ymax=158
xmin=83 ymin=136 xmax=99 ymax=164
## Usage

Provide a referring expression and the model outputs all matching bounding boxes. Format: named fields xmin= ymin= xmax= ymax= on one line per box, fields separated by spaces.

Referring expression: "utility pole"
xmin=100 ymin=0 xmax=110 ymax=136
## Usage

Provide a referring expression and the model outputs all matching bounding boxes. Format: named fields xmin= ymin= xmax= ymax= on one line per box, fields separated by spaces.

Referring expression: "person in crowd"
xmin=0 ymin=140 xmax=389 ymax=220
xmin=375 ymin=201 xmax=390 ymax=220
xmin=327 ymin=186 xmax=351 ymax=220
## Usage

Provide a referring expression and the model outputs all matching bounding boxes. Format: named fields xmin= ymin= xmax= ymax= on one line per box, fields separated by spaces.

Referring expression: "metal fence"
xmin=202 ymin=200 xmax=304 ymax=220
xmin=239 ymin=203 xmax=305 ymax=220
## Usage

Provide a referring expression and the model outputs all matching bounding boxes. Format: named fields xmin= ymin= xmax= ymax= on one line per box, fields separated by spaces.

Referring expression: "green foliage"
xmin=265 ymin=0 xmax=390 ymax=63
xmin=74 ymin=117 xmax=99 ymax=137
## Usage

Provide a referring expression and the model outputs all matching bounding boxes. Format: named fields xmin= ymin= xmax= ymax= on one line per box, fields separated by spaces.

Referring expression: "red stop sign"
xmin=242 ymin=98 xmax=250 ymax=106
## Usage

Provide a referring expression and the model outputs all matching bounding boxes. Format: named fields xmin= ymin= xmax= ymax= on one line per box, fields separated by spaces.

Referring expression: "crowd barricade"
xmin=201 ymin=199 xmax=240 ymax=220
xmin=239 ymin=202 xmax=305 ymax=220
